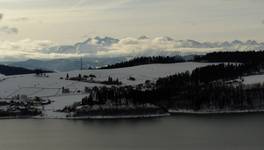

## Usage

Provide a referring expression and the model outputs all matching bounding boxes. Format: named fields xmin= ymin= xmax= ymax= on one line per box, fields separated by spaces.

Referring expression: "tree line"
xmin=101 ymin=56 xmax=185 ymax=69
xmin=194 ymin=51 xmax=264 ymax=64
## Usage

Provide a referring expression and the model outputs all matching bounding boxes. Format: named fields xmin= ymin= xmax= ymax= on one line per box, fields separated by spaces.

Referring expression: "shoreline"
xmin=168 ymin=109 xmax=264 ymax=114
xmin=32 ymin=113 xmax=171 ymax=120
xmin=2 ymin=109 xmax=264 ymax=120
xmin=65 ymin=113 xmax=170 ymax=120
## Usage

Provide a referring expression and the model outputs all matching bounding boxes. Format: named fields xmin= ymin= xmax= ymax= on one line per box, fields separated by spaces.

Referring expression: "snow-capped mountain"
xmin=1 ymin=36 xmax=263 ymax=62
xmin=42 ymin=36 xmax=264 ymax=57
xmin=43 ymin=36 xmax=119 ymax=54
xmin=3 ymin=36 xmax=264 ymax=71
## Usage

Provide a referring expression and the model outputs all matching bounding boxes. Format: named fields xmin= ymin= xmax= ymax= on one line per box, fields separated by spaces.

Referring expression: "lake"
xmin=0 ymin=113 xmax=264 ymax=150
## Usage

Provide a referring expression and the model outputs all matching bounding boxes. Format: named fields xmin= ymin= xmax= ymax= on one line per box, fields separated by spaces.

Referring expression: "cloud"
xmin=0 ymin=26 xmax=18 ymax=34
xmin=68 ymin=0 xmax=132 ymax=10
xmin=0 ymin=39 xmax=56 ymax=61
xmin=1 ymin=36 xmax=264 ymax=61
xmin=262 ymin=20 xmax=264 ymax=24
xmin=0 ymin=12 xmax=16 ymax=32
xmin=11 ymin=17 xmax=30 ymax=22
xmin=43 ymin=36 xmax=264 ymax=58
xmin=43 ymin=36 xmax=119 ymax=55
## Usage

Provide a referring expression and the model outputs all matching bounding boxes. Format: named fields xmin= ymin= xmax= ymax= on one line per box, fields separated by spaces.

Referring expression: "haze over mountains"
xmin=1 ymin=36 xmax=264 ymax=62
xmin=8 ymin=57 xmax=126 ymax=72
xmin=1 ymin=36 xmax=264 ymax=71
xmin=43 ymin=36 xmax=264 ymax=57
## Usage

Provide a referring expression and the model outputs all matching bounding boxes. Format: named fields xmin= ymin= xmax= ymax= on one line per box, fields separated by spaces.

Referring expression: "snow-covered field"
xmin=243 ymin=74 xmax=264 ymax=85
xmin=52 ymin=62 xmax=218 ymax=85
xmin=0 ymin=62 xmax=216 ymax=118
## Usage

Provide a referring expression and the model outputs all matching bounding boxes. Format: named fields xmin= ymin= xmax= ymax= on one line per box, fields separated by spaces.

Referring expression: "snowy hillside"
xmin=243 ymin=74 xmax=264 ymax=85
xmin=0 ymin=62 xmax=215 ymax=118
xmin=0 ymin=74 xmax=5 ymax=80
xmin=52 ymin=62 xmax=215 ymax=85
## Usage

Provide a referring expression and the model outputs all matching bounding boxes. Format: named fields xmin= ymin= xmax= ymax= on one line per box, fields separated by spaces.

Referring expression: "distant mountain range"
xmin=2 ymin=36 xmax=264 ymax=72
xmin=2 ymin=55 xmax=194 ymax=72
xmin=5 ymin=57 xmax=127 ymax=72
xmin=42 ymin=36 xmax=264 ymax=56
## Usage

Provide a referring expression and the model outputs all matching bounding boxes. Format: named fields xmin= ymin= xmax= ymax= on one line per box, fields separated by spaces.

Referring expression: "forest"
xmin=79 ymin=62 xmax=264 ymax=112
xmin=194 ymin=51 xmax=264 ymax=64
xmin=61 ymin=51 xmax=264 ymax=115
xmin=101 ymin=56 xmax=185 ymax=69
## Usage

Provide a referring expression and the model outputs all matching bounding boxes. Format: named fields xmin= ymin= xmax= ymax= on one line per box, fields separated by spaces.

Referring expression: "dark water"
xmin=0 ymin=114 xmax=264 ymax=150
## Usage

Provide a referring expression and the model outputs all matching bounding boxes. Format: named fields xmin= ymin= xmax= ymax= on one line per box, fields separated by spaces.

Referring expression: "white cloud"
xmin=44 ymin=37 xmax=264 ymax=57
xmin=1 ymin=36 xmax=264 ymax=61
xmin=0 ymin=39 xmax=55 ymax=61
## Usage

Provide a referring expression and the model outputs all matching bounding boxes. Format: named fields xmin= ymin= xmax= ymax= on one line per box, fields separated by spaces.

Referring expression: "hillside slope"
xmin=0 ymin=62 xmax=214 ymax=118
xmin=0 ymin=64 xmax=51 ymax=76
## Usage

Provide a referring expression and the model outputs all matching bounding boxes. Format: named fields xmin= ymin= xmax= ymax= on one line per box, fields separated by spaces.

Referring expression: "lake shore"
xmin=168 ymin=109 xmax=264 ymax=114
xmin=2 ymin=109 xmax=264 ymax=119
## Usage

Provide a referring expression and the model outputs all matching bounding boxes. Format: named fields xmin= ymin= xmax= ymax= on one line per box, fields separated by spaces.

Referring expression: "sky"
xmin=0 ymin=0 xmax=264 ymax=60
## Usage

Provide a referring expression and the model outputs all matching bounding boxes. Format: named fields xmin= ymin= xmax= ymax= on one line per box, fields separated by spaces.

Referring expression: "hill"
xmin=0 ymin=62 xmax=213 ymax=118
xmin=101 ymin=56 xmax=185 ymax=69
xmin=0 ymin=64 xmax=52 ymax=76
xmin=7 ymin=57 xmax=126 ymax=72
xmin=2 ymin=61 xmax=264 ymax=119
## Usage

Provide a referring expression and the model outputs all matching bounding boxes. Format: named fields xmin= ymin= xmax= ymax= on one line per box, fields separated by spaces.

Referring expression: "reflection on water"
xmin=0 ymin=114 xmax=264 ymax=150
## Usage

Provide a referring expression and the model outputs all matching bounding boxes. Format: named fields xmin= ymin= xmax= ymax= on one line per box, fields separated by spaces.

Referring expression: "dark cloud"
xmin=12 ymin=17 xmax=29 ymax=22
xmin=0 ymin=14 xmax=18 ymax=34
xmin=0 ymin=13 xmax=3 ymax=20
xmin=0 ymin=26 xmax=18 ymax=34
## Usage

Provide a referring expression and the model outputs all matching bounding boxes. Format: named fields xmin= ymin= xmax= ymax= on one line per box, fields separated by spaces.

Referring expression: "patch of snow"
xmin=243 ymin=74 xmax=264 ymax=85
xmin=0 ymin=74 xmax=5 ymax=80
